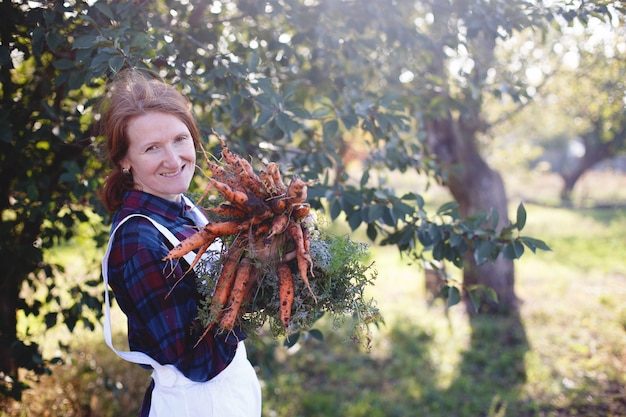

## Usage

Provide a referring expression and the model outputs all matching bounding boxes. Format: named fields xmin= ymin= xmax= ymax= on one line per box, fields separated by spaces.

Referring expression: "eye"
xmin=175 ymin=135 xmax=189 ymax=143
xmin=144 ymin=144 xmax=158 ymax=153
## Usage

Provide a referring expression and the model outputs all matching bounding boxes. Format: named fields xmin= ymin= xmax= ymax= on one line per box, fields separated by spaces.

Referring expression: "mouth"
xmin=161 ymin=165 xmax=185 ymax=177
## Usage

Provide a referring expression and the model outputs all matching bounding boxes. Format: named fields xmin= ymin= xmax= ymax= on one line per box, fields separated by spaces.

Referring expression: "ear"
xmin=119 ymin=157 xmax=130 ymax=172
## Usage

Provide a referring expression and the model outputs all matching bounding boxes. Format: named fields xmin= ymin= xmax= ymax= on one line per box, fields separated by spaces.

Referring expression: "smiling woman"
xmin=122 ymin=112 xmax=196 ymax=201
xmin=97 ymin=69 xmax=262 ymax=417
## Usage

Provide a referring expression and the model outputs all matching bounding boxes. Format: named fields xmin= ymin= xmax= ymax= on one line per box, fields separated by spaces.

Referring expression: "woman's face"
xmin=121 ymin=111 xmax=197 ymax=202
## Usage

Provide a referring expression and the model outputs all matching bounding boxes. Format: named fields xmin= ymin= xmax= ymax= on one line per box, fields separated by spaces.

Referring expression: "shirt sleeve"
xmin=109 ymin=218 xmax=241 ymax=381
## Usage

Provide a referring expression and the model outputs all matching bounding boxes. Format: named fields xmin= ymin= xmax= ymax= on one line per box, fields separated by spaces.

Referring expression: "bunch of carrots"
xmin=164 ymin=132 xmax=316 ymax=338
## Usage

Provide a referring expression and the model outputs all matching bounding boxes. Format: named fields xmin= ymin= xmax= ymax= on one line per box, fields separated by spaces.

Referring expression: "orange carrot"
xmin=267 ymin=162 xmax=287 ymax=194
xmin=216 ymin=134 xmax=261 ymax=192
xmin=287 ymin=221 xmax=316 ymax=302
xmin=259 ymin=168 xmax=278 ymax=196
xmin=219 ymin=257 xmax=257 ymax=330
xmin=267 ymin=213 xmax=289 ymax=239
xmin=292 ymin=203 xmax=310 ymax=220
xmin=193 ymin=246 xmax=246 ymax=347
xmin=301 ymin=222 xmax=311 ymax=254
xmin=277 ymin=263 xmax=294 ymax=328
xmin=164 ymin=228 xmax=217 ymax=261
xmin=286 ymin=177 xmax=308 ymax=204
xmin=210 ymin=246 xmax=245 ymax=320
xmin=204 ymin=220 xmax=250 ymax=236
xmin=255 ymin=221 xmax=271 ymax=236
xmin=268 ymin=195 xmax=288 ymax=214
xmin=208 ymin=177 xmax=249 ymax=206
xmin=242 ymin=194 xmax=274 ymax=223
xmin=206 ymin=203 xmax=248 ymax=218
xmin=236 ymin=160 xmax=268 ymax=199
xmin=166 ymin=220 xmax=247 ymax=264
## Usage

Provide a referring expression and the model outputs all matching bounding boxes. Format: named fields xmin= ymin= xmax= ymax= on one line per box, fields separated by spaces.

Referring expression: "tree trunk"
xmin=560 ymin=139 xmax=612 ymax=205
xmin=0 ymin=276 xmax=19 ymax=396
xmin=0 ymin=290 xmax=18 ymax=368
xmin=426 ymin=117 xmax=517 ymax=314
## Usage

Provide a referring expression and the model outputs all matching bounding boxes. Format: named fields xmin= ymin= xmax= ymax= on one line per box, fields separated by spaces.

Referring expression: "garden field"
xmin=3 ymin=171 xmax=626 ymax=417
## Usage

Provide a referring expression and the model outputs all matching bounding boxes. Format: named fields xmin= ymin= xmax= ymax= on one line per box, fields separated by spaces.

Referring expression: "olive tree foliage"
xmin=0 ymin=0 xmax=108 ymax=400
xmin=8 ymin=0 xmax=622 ymax=399
xmin=542 ymin=19 xmax=626 ymax=204
xmin=487 ymin=11 xmax=626 ymax=205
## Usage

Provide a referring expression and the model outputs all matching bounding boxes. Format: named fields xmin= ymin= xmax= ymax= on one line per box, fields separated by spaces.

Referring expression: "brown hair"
xmin=97 ymin=69 xmax=201 ymax=213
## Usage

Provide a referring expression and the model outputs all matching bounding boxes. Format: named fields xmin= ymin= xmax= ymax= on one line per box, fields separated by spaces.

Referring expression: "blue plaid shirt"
xmin=107 ymin=190 xmax=244 ymax=415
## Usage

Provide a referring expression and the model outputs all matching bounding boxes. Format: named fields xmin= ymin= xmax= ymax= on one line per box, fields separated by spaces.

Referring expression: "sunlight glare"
xmin=562 ymin=50 xmax=579 ymax=68
xmin=525 ymin=66 xmax=543 ymax=85
xmin=399 ymin=70 xmax=415 ymax=83
xmin=210 ymin=1 xmax=222 ymax=14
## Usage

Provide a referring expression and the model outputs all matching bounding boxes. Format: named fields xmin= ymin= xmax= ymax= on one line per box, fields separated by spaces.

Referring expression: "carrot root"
xmin=219 ymin=258 xmax=257 ymax=330
xmin=277 ymin=263 xmax=294 ymax=329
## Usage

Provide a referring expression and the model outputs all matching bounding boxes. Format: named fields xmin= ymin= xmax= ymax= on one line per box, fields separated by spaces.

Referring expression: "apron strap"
xmin=101 ymin=198 xmax=210 ymax=368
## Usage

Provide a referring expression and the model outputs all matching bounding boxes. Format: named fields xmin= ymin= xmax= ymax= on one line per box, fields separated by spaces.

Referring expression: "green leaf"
xmin=53 ymin=59 xmax=76 ymax=70
xmin=483 ymin=286 xmax=499 ymax=304
xmin=46 ymin=32 xmax=63 ymax=51
xmin=307 ymin=329 xmax=324 ymax=342
xmin=311 ymin=107 xmax=331 ymax=118
xmin=342 ymin=191 xmax=362 ymax=208
xmin=284 ymin=332 xmax=300 ymax=348
xmin=516 ymin=202 xmax=527 ymax=230
xmin=348 ymin=209 xmax=362 ymax=231
xmin=502 ymin=241 xmax=525 ymax=260
xmin=330 ymin=198 xmax=342 ymax=220
xmin=446 ymin=286 xmax=461 ymax=308
xmin=276 ymin=112 xmax=300 ymax=134
xmin=382 ymin=206 xmax=396 ymax=226
xmin=360 ymin=170 xmax=370 ymax=187
xmin=467 ymin=288 xmax=481 ymax=313
xmin=474 ymin=240 xmax=496 ymax=265
xmin=341 ymin=113 xmax=359 ymax=130
xmin=437 ymin=201 xmax=458 ymax=216
xmin=519 ymin=236 xmax=551 ymax=253
xmin=289 ymin=106 xmax=311 ymax=120
xmin=367 ymin=204 xmax=385 ymax=223
xmin=108 ymin=55 xmax=125 ymax=73
xmin=417 ymin=227 xmax=432 ymax=247
xmin=95 ymin=2 xmax=115 ymax=20
xmin=72 ymin=35 xmax=98 ymax=49
xmin=254 ymin=109 xmax=274 ymax=128
xmin=490 ymin=208 xmax=499 ymax=230
xmin=323 ymin=119 xmax=339 ymax=141
xmin=428 ymin=222 xmax=442 ymax=243
xmin=366 ymin=223 xmax=378 ymax=241
xmin=450 ymin=232 xmax=464 ymax=248
xmin=247 ymin=53 xmax=260 ymax=72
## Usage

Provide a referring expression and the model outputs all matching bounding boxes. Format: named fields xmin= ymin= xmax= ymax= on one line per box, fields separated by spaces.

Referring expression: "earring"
xmin=122 ymin=167 xmax=131 ymax=176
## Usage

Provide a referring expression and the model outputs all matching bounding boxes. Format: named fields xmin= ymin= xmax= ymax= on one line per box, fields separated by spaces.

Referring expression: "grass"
xmin=3 ymin=170 xmax=626 ymax=417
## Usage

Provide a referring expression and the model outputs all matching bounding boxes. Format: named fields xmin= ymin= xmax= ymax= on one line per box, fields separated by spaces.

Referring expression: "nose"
xmin=162 ymin=144 xmax=181 ymax=167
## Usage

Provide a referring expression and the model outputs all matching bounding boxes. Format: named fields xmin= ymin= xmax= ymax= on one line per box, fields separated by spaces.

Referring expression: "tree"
xmin=483 ymin=5 xmax=626 ymax=206
xmin=18 ymin=0 xmax=626 ymax=400
xmin=551 ymin=18 xmax=626 ymax=204
xmin=0 ymin=0 xmax=110 ymax=400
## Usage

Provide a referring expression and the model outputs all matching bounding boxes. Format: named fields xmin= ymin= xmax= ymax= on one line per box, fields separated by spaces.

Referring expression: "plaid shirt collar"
xmin=114 ymin=190 xmax=194 ymax=225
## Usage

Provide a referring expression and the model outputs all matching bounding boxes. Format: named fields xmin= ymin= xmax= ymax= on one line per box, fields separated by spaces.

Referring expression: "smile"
xmin=161 ymin=166 xmax=185 ymax=177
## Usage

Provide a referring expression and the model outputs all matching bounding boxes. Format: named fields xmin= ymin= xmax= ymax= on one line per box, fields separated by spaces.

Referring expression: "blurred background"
xmin=1 ymin=0 xmax=625 ymax=416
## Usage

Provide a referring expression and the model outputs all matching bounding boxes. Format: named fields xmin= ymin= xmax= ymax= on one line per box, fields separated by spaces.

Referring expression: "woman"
xmin=98 ymin=69 xmax=262 ymax=417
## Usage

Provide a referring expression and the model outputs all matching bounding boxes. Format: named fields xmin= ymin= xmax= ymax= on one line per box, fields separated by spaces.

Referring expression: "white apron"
xmin=101 ymin=199 xmax=262 ymax=417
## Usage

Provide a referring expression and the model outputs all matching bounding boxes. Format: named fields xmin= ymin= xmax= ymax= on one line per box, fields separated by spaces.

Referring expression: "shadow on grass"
xmin=249 ymin=304 xmax=528 ymax=417
xmin=250 ymin=321 xmax=442 ymax=417
xmin=436 ymin=310 xmax=529 ymax=417
xmin=5 ymin=308 xmax=624 ymax=416
xmin=249 ymin=308 xmax=531 ymax=417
